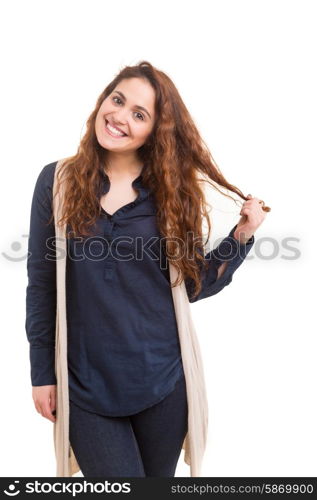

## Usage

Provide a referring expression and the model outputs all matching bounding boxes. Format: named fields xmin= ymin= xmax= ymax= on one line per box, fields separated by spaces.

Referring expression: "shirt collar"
xmin=98 ymin=167 xmax=151 ymax=208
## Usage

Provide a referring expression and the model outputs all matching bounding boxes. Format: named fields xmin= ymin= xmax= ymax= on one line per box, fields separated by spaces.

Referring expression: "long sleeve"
xmin=185 ymin=224 xmax=255 ymax=303
xmin=25 ymin=163 xmax=57 ymax=386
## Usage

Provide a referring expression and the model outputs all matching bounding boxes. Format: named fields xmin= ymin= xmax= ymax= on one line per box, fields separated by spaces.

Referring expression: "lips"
xmin=105 ymin=119 xmax=128 ymax=136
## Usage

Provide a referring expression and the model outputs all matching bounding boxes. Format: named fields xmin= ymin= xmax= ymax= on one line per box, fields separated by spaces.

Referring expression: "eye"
xmin=112 ymin=96 xmax=122 ymax=105
xmin=112 ymin=96 xmax=145 ymax=121
xmin=134 ymin=111 xmax=144 ymax=121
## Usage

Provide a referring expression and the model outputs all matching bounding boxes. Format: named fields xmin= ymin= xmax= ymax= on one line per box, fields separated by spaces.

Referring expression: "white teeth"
xmin=106 ymin=121 xmax=126 ymax=136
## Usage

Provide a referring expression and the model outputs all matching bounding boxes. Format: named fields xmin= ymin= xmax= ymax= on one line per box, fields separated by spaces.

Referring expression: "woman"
xmin=25 ymin=60 xmax=269 ymax=477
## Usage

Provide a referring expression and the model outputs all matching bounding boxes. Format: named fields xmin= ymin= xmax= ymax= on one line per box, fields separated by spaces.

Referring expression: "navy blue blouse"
xmin=25 ymin=161 xmax=255 ymax=417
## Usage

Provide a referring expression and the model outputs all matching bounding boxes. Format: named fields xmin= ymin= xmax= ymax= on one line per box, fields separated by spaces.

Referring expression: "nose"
xmin=112 ymin=109 xmax=129 ymax=126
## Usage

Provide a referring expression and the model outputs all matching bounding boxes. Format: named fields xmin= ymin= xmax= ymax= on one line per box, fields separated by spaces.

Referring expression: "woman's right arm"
xmin=25 ymin=162 xmax=57 ymax=422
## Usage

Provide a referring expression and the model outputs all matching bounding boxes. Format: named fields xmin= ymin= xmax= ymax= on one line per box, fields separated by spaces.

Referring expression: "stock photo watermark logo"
xmin=2 ymin=479 xmax=132 ymax=496
xmin=2 ymin=232 xmax=301 ymax=265
xmin=3 ymin=480 xmax=20 ymax=496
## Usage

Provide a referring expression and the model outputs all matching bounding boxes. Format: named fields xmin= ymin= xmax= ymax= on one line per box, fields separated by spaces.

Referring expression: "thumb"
xmin=50 ymin=386 xmax=56 ymax=415
xmin=238 ymin=214 xmax=248 ymax=225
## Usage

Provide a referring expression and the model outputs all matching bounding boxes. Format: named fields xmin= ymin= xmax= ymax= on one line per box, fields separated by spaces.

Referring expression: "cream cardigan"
xmin=52 ymin=158 xmax=209 ymax=477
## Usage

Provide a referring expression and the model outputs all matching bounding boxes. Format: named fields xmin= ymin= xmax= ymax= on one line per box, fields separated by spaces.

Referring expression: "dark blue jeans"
xmin=69 ymin=373 xmax=188 ymax=477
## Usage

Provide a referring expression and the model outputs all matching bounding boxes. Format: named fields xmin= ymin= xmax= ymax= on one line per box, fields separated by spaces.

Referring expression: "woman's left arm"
xmin=186 ymin=195 xmax=267 ymax=302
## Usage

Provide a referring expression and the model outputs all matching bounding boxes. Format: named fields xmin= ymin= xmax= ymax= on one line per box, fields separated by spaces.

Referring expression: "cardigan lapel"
xmin=53 ymin=158 xmax=79 ymax=476
xmin=169 ymin=263 xmax=209 ymax=476
xmin=52 ymin=158 xmax=208 ymax=477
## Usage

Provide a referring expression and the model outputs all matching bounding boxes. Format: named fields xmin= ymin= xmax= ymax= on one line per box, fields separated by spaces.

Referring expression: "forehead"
xmin=113 ymin=78 xmax=155 ymax=114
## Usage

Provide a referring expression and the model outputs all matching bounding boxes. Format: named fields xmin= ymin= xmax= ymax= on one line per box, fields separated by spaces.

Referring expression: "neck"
xmin=104 ymin=152 xmax=143 ymax=179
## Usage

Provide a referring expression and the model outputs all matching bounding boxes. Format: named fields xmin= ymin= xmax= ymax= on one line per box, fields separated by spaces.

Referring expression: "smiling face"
xmin=95 ymin=77 xmax=156 ymax=156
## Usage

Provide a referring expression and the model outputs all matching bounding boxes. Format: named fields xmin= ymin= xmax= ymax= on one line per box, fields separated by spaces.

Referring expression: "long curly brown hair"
xmin=50 ymin=60 xmax=270 ymax=300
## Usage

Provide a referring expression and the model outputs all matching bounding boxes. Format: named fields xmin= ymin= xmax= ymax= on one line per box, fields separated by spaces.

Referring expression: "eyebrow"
xmin=113 ymin=90 xmax=152 ymax=119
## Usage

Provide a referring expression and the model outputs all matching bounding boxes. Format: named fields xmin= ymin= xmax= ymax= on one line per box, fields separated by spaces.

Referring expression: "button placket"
xmin=103 ymin=218 xmax=116 ymax=281
xmin=100 ymin=182 xmax=150 ymax=281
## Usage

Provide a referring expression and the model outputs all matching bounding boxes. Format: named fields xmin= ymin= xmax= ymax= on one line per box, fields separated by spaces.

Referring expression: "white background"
xmin=0 ymin=0 xmax=316 ymax=477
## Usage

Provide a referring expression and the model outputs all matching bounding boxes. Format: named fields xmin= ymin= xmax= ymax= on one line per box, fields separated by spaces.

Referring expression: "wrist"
xmin=233 ymin=228 xmax=254 ymax=244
